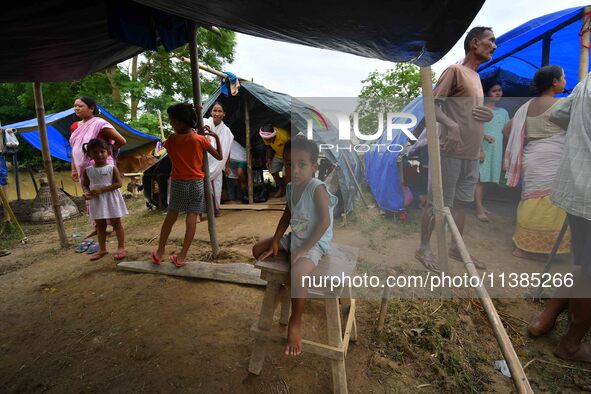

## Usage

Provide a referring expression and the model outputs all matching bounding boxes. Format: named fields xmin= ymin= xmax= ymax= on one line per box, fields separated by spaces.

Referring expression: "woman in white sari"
xmin=203 ymin=102 xmax=234 ymax=216
xmin=504 ymin=65 xmax=571 ymax=260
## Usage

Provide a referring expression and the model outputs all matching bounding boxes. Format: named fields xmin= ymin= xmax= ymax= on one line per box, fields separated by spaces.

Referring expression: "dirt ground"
xmin=0 ymin=194 xmax=590 ymax=393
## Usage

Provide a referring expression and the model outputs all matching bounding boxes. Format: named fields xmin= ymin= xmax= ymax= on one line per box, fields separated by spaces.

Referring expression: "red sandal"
xmin=150 ymin=250 xmax=162 ymax=265
xmin=170 ymin=255 xmax=186 ymax=268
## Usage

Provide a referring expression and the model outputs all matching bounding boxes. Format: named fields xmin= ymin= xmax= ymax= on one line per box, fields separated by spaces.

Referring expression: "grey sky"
xmin=229 ymin=1 xmax=590 ymax=97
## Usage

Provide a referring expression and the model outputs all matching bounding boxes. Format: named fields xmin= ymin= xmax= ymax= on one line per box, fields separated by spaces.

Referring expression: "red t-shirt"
xmin=163 ymin=132 xmax=210 ymax=180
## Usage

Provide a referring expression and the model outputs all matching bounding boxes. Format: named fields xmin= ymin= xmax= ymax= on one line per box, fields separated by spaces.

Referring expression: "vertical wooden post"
xmin=12 ymin=153 xmax=21 ymax=200
xmin=188 ymin=22 xmax=220 ymax=257
xmin=579 ymin=6 xmax=591 ymax=82
xmin=244 ymin=96 xmax=254 ymax=204
xmin=420 ymin=67 xmax=449 ymax=276
xmin=33 ymin=82 xmax=68 ymax=247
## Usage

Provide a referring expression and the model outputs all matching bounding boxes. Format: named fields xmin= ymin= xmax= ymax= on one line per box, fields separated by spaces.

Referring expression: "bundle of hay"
xmin=30 ymin=177 xmax=79 ymax=223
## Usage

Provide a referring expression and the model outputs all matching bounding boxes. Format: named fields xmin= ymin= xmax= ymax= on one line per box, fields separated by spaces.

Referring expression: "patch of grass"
xmin=371 ymin=298 xmax=495 ymax=393
xmin=0 ymin=221 xmax=26 ymax=249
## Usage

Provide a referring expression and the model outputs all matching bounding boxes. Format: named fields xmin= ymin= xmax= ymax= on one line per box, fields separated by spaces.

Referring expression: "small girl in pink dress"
xmin=82 ymin=139 xmax=128 ymax=261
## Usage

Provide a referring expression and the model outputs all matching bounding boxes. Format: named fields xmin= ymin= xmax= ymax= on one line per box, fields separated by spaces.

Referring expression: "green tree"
xmin=356 ymin=63 xmax=435 ymax=135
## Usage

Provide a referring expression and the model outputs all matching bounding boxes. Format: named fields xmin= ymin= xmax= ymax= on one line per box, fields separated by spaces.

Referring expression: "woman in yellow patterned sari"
xmin=503 ymin=65 xmax=570 ymax=260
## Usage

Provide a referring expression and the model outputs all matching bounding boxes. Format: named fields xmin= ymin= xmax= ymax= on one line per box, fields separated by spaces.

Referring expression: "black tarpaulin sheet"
xmin=1 ymin=0 xmax=484 ymax=82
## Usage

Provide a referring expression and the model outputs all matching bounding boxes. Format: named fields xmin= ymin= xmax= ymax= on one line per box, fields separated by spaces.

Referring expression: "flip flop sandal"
xmin=89 ymin=251 xmax=108 ymax=261
xmin=114 ymin=249 xmax=128 ymax=261
xmin=415 ymin=251 xmax=440 ymax=272
xmin=85 ymin=243 xmax=100 ymax=255
xmin=150 ymin=250 xmax=162 ymax=265
xmin=170 ymin=255 xmax=186 ymax=268
xmin=0 ymin=249 xmax=11 ymax=258
xmin=75 ymin=239 xmax=94 ymax=253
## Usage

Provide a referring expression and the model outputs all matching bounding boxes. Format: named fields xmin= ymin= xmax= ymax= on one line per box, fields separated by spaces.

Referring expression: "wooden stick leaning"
xmin=0 ymin=187 xmax=26 ymax=242
xmin=443 ymin=207 xmax=533 ymax=393
xmin=342 ymin=156 xmax=370 ymax=209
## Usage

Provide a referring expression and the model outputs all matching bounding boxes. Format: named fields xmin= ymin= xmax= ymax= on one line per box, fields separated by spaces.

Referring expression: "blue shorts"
xmin=0 ymin=156 xmax=7 ymax=186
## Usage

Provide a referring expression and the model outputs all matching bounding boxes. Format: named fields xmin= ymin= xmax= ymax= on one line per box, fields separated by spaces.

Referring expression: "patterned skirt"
xmin=168 ymin=179 xmax=205 ymax=214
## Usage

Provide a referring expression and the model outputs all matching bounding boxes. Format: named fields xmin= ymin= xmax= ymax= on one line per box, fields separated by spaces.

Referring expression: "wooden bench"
xmin=248 ymin=243 xmax=358 ymax=394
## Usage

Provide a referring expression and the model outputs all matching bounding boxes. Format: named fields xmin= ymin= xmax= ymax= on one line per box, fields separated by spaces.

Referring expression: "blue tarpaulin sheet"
xmin=4 ymin=105 xmax=158 ymax=163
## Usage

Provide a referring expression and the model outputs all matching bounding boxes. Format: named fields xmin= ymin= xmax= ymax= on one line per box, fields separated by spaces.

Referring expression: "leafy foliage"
xmin=356 ymin=64 xmax=435 ymax=135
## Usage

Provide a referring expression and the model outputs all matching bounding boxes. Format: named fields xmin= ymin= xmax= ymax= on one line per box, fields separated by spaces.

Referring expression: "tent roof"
xmin=478 ymin=5 xmax=589 ymax=96
xmin=3 ymin=105 xmax=157 ymax=163
xmin=1 ymin=0 xmax=484 ymax=82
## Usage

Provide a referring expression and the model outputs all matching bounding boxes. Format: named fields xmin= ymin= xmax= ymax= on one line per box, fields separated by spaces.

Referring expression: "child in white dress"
xmin=82 ymin=139 xmax=128 ymax=261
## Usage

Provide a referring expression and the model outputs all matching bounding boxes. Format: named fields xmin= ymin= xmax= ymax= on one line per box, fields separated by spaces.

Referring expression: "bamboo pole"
xmin=579 ymin=6 xmax=591 ymax=82
xmin=12 ymin=154 xmax=21 ymax=200
xmin=187 ymin=23 xmax=220 ymax=258
xmin=156 ymin=109 xmax=165 ymax=140
xmin=33 ymin=83 xmax=68 ymax=247
xmin=420 ymin=67 xmax=449 ymax=275
xmin=0 ymin=186 xmax=26 ymax=242
xmin=244 ymin=96 xmax=254 ymax=204
xmin=343 ymin=155 xmax=369 ymax=209
xmin=180 ymin=57 xmax=228 ymax=79
xmin=443 ymin=208 xmax=533 ymax=393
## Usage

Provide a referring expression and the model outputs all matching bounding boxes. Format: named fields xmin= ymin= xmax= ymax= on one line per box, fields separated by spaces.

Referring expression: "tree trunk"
xmin=104 ymin=67 xmax=121 ymax=104
xmin=130 ymin=56 xmax=139 ymax=120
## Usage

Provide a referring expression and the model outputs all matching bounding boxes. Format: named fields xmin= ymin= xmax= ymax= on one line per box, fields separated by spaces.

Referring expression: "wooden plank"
xmin=117 ymin=260 xmax=266 ymax=286
xmin=220 ymin=203 xmax=285 ymax=211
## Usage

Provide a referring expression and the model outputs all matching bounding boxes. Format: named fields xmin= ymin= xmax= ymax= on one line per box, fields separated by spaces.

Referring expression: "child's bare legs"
xmin=286 ymin=257 xmax=315 ymax=356
xmin=90 ymin=219 xmax=109 ymax=260
xmin=155 ymin=211 xmax=178 ymax=260
xmin=110 ymin=217 xmax=126 ymax=257
xmin=474 ymin=182 xmax=490 ymax=221
xmin=176 ymin=213 xmax=198 ymax=263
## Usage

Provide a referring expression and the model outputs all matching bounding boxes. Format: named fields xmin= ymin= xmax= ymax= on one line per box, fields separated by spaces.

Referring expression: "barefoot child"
xmin=151 ymin=103 xmax=223 ymax=267
xmin=81 ymin=139 xmax=128 ymax=261
xmin=252 ymin=136 xmax=337 ymax=356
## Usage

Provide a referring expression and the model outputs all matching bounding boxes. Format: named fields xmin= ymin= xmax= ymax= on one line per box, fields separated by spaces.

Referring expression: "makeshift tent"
xmin=364 ymin=96 xmax=424 ymax=213
xmin=1 ymin=0 xmax=485 ymax=83
xmin=3 ymin=105 xmax=158 ymax=162
xmin=143 ymin=81 xmax=364 ymax=215
xmin=365 ymin=5 xmax=591 ymax=213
